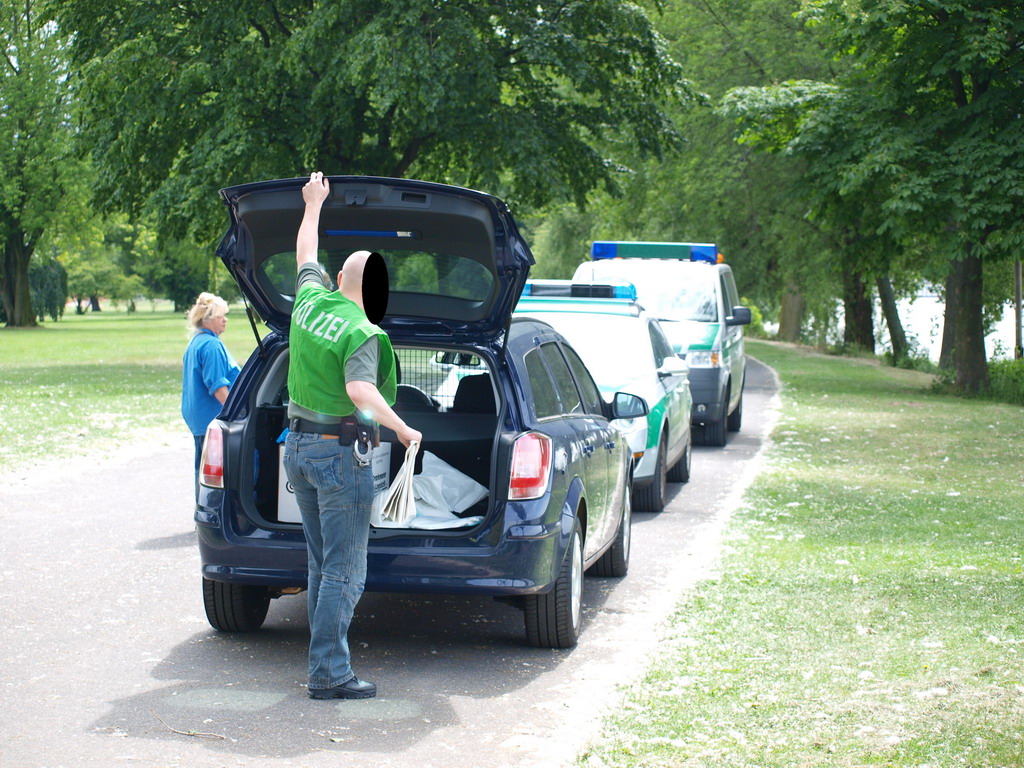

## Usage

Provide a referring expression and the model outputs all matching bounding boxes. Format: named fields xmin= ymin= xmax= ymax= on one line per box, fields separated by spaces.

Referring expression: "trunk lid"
xmin=217 ymin=176 xmax=534 ymax=339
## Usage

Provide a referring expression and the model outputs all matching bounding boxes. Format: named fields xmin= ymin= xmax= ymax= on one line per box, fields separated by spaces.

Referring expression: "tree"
xmin=26 ymin=249 xmax=66 ymax=322
xmin=0 ymin=1 xmax=81 ymax=327
xmin=58 ymin=0 xmax=690 ymax=245
xmin=62 ymin=254 xmax=145 ymax=313
xmin=527 ymin=0 xmax=841 ymax=330
xmin=722 ymin=1 xmax=1024 ymax=392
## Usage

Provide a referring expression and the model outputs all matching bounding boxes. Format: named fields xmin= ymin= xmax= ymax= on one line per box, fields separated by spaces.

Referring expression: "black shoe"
xmin=308 ymin=677 xmax=377 ymax=700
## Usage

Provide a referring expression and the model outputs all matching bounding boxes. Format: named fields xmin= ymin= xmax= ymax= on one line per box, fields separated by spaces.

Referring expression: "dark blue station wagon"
xmin=197 ymin=176 xmax=647 ymax=648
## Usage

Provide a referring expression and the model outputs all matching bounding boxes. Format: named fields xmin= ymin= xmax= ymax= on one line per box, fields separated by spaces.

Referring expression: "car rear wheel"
xmin=203 ymin=578 xmax=271 ymax=633
xmin=667 ymin=434 xmax=691 ymax=483
xmin=635 ymin=435 xmax=667 ymax=512
xmin=591 ymin=484 xmax=631 ymax=577
xmin=524 ymin=522 xmax=583 ymax=648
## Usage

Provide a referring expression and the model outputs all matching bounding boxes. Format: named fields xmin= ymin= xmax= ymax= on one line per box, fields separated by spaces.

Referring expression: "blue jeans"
xmin=283 ymin=431 xmax=374 ymax=689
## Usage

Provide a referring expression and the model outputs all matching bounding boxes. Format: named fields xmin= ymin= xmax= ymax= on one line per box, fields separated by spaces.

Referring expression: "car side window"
xmin=524 ymin=348 xmax=562 ymax=420
xmin=719 ymin=274 xmax=733 ymax=318
xmin=649 ymin=321 xmax=675 ymax=368
xmin=561 ymin=345 xmax=604 ymax=416
xmin=724 ymin=270 xmax=740 ymax=308
xmin=540 ymin=343 xmax=583 ymax=415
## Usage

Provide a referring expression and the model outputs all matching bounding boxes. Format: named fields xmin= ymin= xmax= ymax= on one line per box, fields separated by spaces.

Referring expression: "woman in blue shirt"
xmin=182 ymin=292 xmax=241 ymax=481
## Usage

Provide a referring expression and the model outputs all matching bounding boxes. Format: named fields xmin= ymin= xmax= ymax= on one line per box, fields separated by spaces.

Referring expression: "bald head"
xmin=338 ymin=250 xmax=372 ymax=305
xmin=338 ymin=250 xmax=389 ymax=324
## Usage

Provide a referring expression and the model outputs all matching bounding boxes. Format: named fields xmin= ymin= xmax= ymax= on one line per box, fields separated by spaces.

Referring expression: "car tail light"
xmin=509 ymin=432 xmax=552 ymax=500
xmin=200 ymin=424 xmax=224 ymax=488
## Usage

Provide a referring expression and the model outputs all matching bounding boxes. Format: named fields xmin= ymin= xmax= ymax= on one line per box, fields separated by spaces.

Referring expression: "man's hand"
xmin=297 ymin=172 xmax=329 ymax=267
xmin=395 ymin=424 xmax=423 ymax=450
xmin=302 ymin=171 xmax=330 ymax=207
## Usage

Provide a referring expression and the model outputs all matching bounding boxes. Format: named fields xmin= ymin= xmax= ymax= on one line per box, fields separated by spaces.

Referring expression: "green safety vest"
xmin=287 ymin=285 xmax=396 ymax=418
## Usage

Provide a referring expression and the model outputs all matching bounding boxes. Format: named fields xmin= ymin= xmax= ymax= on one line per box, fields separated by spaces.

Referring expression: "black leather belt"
xmin=289 ymin=416 xmax=360 ymax=443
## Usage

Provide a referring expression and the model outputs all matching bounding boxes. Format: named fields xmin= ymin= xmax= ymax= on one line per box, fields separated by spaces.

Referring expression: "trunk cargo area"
xmin=245 ymin=345 xmax=498 ymax=529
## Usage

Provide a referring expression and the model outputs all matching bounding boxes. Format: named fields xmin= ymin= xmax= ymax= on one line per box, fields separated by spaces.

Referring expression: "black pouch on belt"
xmin=356 ymin=422 xmax=379 ymax=448
xmin=338 ymin=417 xmax=378 ymax=449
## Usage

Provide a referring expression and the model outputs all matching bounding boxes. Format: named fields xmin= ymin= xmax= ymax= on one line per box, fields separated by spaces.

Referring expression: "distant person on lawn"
xmin=182 ymin=292 xmax=240 ymax=483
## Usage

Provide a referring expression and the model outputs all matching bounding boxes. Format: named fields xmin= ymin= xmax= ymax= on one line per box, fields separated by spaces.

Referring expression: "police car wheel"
xmin=667 ymin=437 xmax=691 ymax=483
xmin=727 ymin=390 xmax=743 ymax=432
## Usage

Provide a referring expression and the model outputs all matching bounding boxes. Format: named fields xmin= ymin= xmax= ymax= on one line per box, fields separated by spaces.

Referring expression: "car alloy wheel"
xmin=524 ymin=522 xmax=584 ymax=648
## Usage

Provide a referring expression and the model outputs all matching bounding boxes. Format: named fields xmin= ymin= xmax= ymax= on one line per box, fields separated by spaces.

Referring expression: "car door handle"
xmin=583 ymin=444 xmax=595 ymax=456
xmin=604 ymin=441 xmax=615 ymax=451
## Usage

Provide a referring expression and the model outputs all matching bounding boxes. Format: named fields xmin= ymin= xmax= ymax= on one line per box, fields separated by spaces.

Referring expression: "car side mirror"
xmin=726 ymin=306 xmax=752 ymax=326
xmin=611 ymin=392 xmax=649 ymax=420
xmin=657 ymin=356 xmax=688 ymax=379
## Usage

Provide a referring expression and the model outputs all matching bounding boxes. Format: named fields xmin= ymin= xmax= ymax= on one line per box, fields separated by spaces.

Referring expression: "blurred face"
xmin=202 ymin=311 xmax=227 ymax=335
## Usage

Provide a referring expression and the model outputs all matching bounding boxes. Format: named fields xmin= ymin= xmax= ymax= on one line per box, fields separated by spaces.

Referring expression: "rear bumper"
xmin=196 ymin=489 xmax=568 ymax=596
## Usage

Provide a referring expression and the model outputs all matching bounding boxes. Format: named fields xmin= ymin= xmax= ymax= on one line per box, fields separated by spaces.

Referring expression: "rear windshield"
xmin=263 ymin=249 xmax=493 ymax=303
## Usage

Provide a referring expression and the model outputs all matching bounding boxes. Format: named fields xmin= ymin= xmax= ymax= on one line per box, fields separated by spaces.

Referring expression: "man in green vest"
xmin=283 ymin=171 xmax=422 ymax=700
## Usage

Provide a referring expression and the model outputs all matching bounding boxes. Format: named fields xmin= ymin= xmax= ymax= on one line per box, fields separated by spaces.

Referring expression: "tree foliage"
xmin=58 ymin=0 xmax=691 ymax=244
xmin=721 ymin=0 xmax=1024 ymax=391
xmin=527 ymin=0 xmax=840 ymax=324
xmin=0 ymin=0 xmax=81 ymax=327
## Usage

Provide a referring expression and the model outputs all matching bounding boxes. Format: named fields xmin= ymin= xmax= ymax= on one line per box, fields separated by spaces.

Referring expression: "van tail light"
xmin=200 ymin=424 xmax=224 ymax=489
xmin=509 ymin=432 xmax=552 ymax=500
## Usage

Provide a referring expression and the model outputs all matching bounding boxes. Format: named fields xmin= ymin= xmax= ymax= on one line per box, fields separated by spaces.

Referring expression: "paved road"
xmin=0 ymin=358 xmax=778 ymax=768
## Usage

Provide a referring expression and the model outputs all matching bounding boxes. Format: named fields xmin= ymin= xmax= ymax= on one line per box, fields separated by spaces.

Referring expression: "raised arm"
xmin=296 ymin=171 xmax=330 ymax=269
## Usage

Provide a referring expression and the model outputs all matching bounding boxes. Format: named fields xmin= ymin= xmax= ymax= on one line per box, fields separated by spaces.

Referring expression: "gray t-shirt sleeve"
xmin=345 ymin=336 xmax=379 ymax=384
xmin=296 ymin=262 xmax=329 ymax=291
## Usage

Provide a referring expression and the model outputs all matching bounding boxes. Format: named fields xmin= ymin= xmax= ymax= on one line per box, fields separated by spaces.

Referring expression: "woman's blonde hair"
xmin=186 ymin=292 xmax=229 ymax=337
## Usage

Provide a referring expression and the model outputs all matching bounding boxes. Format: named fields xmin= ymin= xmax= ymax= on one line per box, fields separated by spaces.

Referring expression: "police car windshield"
xmin=590 ymin=262 xmax=718 ymax=322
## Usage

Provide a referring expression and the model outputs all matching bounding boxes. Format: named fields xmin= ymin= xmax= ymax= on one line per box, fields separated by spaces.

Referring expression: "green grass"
xmin=580 ymin=340 xmax=1024 ymax=768
xmin=0 ymin=303 xmax=259 ymax=471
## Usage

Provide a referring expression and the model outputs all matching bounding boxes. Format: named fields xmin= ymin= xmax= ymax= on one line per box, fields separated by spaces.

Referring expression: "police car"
xmin=515 ymin=280 xmax=693 ymax=512
xmin=572 ymin=242 xmax=751 ymax=447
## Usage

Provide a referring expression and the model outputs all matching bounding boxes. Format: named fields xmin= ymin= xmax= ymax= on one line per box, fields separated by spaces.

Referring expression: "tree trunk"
xmin=89 ymin=295 xmax=102 ymax=312
xmin=939 ymin=268 xmax=958 ymax=370
xmin=1015 ymin=260 xmax=1022 ymax=360
xmin=876 ymin=276 xmax=908 ymax=365
xmin=842 ymin=270 xmax=874 ymax=352
xmin=951 ymin=248 xmax=990 ymax=393
xmin=1 ymin=236 xmax=38 ymax=327
xmin=777 ymin=288 xmax=804 ymax=342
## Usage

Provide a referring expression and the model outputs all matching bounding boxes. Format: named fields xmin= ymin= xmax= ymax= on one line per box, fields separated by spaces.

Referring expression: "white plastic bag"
xmin=371 ymin=441 xmax=419 ymax=526
xmin=417 ymin=452 xmax=488 ymax=515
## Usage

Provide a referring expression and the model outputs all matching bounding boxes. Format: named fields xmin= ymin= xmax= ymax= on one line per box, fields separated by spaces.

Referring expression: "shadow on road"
xmin=90 ymin=570 xmax=622 ymax=759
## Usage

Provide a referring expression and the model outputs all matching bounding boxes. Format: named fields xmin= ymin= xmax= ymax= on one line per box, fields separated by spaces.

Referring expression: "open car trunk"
xmin=243 ymin=344 xmax=499 ymax=532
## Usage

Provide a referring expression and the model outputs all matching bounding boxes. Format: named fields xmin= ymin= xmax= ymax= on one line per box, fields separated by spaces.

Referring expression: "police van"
xmin=572 ymin=241 xmax=751 ymax=447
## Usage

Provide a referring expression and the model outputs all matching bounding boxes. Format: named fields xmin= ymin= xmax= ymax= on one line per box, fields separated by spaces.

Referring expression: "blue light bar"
xmin=590 ymin=241 xmax=619 ymax=260
xmin=325 ymin=229 xmax=419 ymax=238
xmin=522 ymin=280 xmax=573 ymax=297
xmin=522 ymin=280 xmax=637 ymax=300
xmin=689 ymin=245 xmax=718 ymax=263
xmin=590 ymin=240 xmax=719 ymax=262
